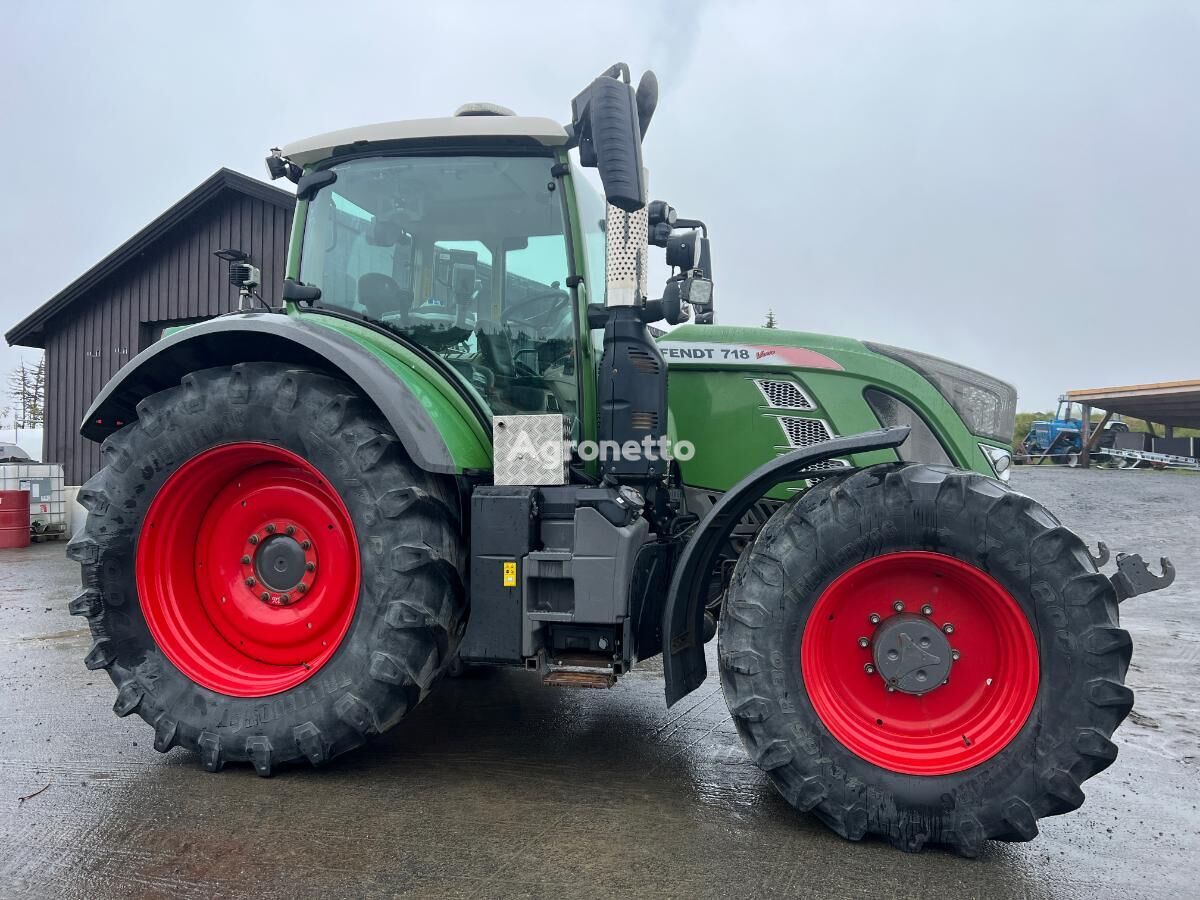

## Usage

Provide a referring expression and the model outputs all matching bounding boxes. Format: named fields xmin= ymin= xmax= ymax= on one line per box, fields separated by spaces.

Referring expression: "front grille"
xmin=776 ymin=416 xmax=833 ymax=448
xmin=754 ymin=379 xmax=814 ymax=410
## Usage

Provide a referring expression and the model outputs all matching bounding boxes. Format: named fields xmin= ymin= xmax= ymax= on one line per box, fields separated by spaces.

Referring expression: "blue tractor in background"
xmin=1019 ymin=396 xmax=1129 ymax=464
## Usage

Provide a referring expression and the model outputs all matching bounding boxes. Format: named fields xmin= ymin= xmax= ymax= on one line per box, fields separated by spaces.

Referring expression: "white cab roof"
xmin=281 ymin=116 xmax=569 ymax=166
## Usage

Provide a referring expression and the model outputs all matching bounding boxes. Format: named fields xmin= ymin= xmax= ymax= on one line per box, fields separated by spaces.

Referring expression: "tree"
xmin=764 ymin=308 xmax=778 ymax=329
xmin=7 ymin=355 xmax=45 ymax=429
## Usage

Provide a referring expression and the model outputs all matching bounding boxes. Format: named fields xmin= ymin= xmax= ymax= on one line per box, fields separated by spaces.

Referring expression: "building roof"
xmin=1067 ymin=379 xmax=1200 ymax=429
xmin=280 ymin=115 xmax=569 ymax=166
xmin=5 ymin=168 xmax=295 ymax=349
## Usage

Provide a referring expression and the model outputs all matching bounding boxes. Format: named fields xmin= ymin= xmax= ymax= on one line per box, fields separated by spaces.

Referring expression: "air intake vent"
xmin=627 ymin=348 xmax=661 ymax=375
xmin=754 ymin=379 xmax=814 ymax=410
xmin=777 ymin=416 xmax=833 ymax=448
xmin=630 ymin=411 xmax=659 ymax=430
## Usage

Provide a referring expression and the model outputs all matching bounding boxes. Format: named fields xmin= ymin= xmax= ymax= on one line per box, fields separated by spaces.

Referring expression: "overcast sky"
xmin=2 ymin=0 xmax=1197 ymax=412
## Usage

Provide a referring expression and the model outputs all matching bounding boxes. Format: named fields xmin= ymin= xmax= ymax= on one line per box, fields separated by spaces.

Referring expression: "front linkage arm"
xmin=661 ymin=426 xmax=911 ymax=707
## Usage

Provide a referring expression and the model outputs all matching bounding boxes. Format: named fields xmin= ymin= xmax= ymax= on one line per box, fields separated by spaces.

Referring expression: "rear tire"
xmin=718 ymin=463 xmax=1132 ymax=854
xmin=67 ymin=363 xmax=466 ymax=775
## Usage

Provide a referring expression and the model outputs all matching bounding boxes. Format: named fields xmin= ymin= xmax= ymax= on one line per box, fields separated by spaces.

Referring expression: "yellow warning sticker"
xmin=502 ymin=561 xmax=517 ymax=587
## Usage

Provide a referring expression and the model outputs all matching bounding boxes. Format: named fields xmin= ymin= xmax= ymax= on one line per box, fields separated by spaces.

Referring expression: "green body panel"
xmin=293 ymin=309 xmax=493 ymax=471
xmin=663 ymin=324 xmax=1000 ymax=500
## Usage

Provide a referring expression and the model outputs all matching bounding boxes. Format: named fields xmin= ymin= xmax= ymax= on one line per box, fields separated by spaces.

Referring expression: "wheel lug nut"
xmin=305 ymin=562 xmax=315 ymax=572
xmin=301 ymin=540 xmax=311 ymax=550
xmin=857 ymin=636 xmax=870 ymax=648
xmin=886 ymin=685 xmax=896 ymax=692
xmin=951 ymin=649 xmax=961 ymax=660
xmin=864 ymin=663 xmax=875 ymax=675
xmin=943 ymin=623 xmax=955 ymax=634
xmin=285 ymin=525 xmax=296 ymax=536
xmin=245 ymin=577 xmax=256 ymax=587
xmin=265 ymin=523 xmax=276 ymax=534
xmin=868 ymin=612 xmax=881 ymax=625
xmin=296 ymin=583 xmax=307 ymax=594
xmin=241 ymin=555 xmax=251 ymax=565
xmin=280 ymin=593 xmax=290 ymax=604
xmin=248 ymin=535 xmax=259 ymax=545
xmin=260 ymin=592 xmax=270 ymax=602
xmin=892 ymin=600 xmax=904 ymax=613
xmin=921 ymin=604 xmax=933 ymax=616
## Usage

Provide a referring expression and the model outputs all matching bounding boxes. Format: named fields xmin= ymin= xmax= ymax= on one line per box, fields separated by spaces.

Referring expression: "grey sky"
xmin=2 ymin=0 xmax=1197 ymax=411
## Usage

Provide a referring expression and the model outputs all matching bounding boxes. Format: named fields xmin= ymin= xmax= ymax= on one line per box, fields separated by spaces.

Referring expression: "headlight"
xmin=979 ymin=443 xmax=1012 ymax=481
xmin=865 ymin=343 xmax=1017 ymax=443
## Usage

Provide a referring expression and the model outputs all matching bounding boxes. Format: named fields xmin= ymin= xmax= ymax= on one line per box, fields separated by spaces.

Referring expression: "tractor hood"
xmin=659 ymin=324 xmax=1017 ymax=495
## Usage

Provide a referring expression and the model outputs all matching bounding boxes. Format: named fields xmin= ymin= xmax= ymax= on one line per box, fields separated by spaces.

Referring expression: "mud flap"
xmin=661 ymin=426 xmax=911 ymax=707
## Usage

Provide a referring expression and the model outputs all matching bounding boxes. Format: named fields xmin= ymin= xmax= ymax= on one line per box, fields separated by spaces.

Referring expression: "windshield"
xmin=300 ymin=155 xmax=578 ymax=422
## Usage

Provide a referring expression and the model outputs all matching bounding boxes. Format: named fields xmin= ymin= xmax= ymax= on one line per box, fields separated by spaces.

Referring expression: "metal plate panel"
xmin=493 ymin=414 xmax=569 ymax=486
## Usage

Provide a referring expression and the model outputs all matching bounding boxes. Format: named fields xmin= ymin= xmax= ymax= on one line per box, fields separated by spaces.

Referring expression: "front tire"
xmin=67 ymin=363 xmax=466 ymax=775
xmin=718 ymin=463 xmax=1132 ymax=854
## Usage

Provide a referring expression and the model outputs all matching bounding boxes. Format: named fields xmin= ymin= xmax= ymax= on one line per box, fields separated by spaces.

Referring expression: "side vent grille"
xmin=786 ymin=458 xmax=852 ymax=489
xmin=754 ymin=379 xmax=814 ymax=410
xmin=630 ymin=411 xmax=659 ymax=431
xmin=777 ymin=416 xmax=833 ymax=448
xmin=627 ymin=348 xmax=661 ymax=375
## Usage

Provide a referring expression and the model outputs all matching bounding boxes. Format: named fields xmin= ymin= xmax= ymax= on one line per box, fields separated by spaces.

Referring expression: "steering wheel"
xmin=501 ymin=290 xmax=573 ymax=332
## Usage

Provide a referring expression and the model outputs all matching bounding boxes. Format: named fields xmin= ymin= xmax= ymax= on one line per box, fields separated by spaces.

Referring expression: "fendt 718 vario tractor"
xmin=69 ymin=65 xmax=1172 ymax=855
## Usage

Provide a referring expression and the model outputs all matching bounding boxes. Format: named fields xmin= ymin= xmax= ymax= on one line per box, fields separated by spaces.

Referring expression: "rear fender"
xmin=82 ymin=312 xmax=492 ymax=475
xmin=662 ymin=426 xmax=910 ymax=706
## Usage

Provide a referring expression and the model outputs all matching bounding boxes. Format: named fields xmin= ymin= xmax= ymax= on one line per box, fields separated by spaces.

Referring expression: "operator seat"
xmin=357 ymin=273 xmax=413 ymax=323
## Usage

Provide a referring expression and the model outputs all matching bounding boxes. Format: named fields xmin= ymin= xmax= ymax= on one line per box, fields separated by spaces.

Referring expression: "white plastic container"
xmin=0 ymin=464 xmax=67 ymax=538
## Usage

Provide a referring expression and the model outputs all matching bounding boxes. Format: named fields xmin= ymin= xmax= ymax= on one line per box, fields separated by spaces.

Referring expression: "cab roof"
xmin=281 ymin=115 xmax=570 ymax=166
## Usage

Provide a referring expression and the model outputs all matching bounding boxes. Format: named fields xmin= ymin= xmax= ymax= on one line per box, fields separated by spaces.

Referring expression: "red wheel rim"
xmin=800 ymin=552 xmax=1039 ymax=775
xmin=136 ymin=442 xmax=360 ymax=697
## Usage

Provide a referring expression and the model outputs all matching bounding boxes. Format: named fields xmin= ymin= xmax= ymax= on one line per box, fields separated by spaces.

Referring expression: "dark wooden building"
xmin=6 ymin=169 xmax=294 ymax=484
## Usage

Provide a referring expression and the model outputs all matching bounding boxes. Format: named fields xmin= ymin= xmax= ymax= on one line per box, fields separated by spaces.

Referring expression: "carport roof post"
xmin=1067 ymin=380 xmax=1200 ymax=430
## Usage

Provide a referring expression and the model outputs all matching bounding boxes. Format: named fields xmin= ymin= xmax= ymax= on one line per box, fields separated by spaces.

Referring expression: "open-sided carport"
xmin=1066 ymin=379 xmax=1200 ymax=466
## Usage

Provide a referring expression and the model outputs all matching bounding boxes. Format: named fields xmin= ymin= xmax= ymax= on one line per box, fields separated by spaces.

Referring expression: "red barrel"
xmin=0 ymin=490 xmax=31 ymax=549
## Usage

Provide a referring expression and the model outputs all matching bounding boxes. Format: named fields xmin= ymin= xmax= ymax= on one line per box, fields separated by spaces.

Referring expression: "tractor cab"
xmin=284 ymin=119 xmax=600 ymax=427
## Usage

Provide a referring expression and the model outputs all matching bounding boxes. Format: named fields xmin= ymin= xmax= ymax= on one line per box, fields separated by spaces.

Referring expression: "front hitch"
xmin=1109 ymin=552 xmax=1176 ymax=602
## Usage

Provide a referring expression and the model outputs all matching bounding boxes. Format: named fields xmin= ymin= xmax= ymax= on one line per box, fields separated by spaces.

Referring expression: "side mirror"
xmin=569 ymin=64 xmax=649 ymax=213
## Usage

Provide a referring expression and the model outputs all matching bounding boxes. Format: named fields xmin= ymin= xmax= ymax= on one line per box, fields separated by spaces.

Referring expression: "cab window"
xmin=299 ymin=155 xmax=578 ymax=423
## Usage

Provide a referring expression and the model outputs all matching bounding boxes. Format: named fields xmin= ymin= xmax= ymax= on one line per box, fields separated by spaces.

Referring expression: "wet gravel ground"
xmin=0 ymin=466 xmax=1197 ymax=899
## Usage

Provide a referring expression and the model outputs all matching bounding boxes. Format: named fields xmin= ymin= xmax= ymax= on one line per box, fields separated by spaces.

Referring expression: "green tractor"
xmin=69 ymin=64 xmax=1170 ymax=855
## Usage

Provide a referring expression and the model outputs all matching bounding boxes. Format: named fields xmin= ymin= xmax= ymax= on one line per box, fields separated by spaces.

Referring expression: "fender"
xmin=662 ymin=426 xmax=910 ymax=706
xmin=81 ymin=311 xmax=491 ymax=475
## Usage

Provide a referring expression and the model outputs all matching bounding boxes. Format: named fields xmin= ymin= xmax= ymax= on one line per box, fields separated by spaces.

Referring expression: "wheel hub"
xmin=239 ymin=520 xmax=317 ymax=607
xmin=871 ymin=613 xmax=953 ymax=694
xmin=256 ymin=534 xmax=306 ymax=590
